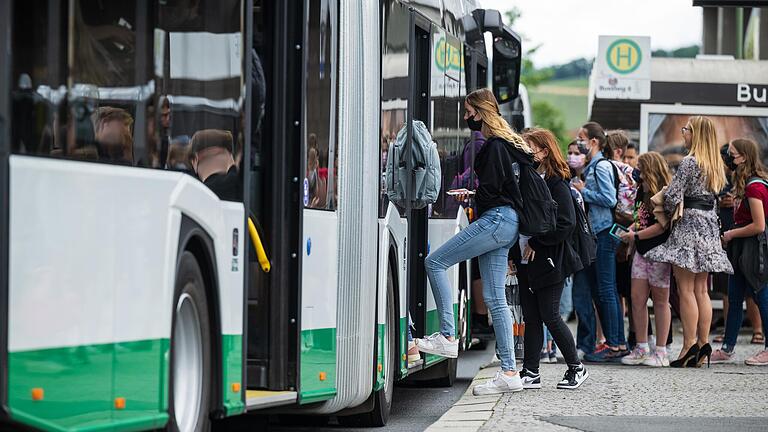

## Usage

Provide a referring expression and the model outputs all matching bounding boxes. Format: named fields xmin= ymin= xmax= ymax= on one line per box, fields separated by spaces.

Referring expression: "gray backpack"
xmin=385 ymin=121 xmax=442 ymax=209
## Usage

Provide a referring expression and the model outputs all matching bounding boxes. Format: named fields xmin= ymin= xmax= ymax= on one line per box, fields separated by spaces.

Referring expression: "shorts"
xmin=631 ymin=251 xmax=671 ymax=289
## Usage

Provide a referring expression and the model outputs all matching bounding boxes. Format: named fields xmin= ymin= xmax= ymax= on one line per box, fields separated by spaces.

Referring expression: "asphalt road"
xmin=263 ymin=342 xmax=495 ymax=432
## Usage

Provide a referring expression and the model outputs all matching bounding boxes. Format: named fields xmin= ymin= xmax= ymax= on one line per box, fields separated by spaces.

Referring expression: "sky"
xmin=480 ymin=0 xmax=704 ymax=67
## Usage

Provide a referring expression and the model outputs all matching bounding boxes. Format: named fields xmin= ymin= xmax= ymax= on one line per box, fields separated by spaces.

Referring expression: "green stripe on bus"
xmin=299 ymin=328 xmax=337 ymax=404
xmin=423 ymin=305 xmax=458 ymax=367
xmin=374 ymin=323 xmax=385 ymax=392
xmin=8 ymin=339 xmax=169 ymax=432
xmin=222 ymin=334 xmax=244 ymax=416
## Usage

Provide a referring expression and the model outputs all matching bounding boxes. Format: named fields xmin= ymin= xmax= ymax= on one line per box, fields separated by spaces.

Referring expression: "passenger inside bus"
xmin=92 ymin=106 xmax=133 ymax=164
xmin=190 ymin=129 xmax=242 ymax=202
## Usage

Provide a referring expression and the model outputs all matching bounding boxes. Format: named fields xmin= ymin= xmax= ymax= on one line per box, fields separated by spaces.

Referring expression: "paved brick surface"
xmin=428 ymin=327 xmax=768 ymax=432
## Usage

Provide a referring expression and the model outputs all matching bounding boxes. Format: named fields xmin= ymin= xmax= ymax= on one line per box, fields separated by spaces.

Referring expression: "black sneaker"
xmin=557 ymin=364 xmax=589 ymax=390
xmin=519 ymin=368 xmax=541 ymax=389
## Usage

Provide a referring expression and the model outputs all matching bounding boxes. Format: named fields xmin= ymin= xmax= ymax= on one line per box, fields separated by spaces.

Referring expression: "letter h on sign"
xmin=615 ymin=46 xmax=632 ymax=68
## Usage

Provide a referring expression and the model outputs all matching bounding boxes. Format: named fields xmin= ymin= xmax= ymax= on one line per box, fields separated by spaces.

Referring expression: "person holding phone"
xmin=571 ymin=122 xmax=627 ymax=362
xmin=511 ymin=128 xmax=588 ymax=390
xmin=619 ymin=152 xmax=674 ymax=367
xmin=418 ymin=88 xmax=533 ymax=395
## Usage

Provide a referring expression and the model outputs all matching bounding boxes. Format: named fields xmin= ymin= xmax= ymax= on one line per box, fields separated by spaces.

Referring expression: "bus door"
xmin=404 ymin=11 xmax=432 ymax=347
xmin=245 ymin=0 xmax=303 ymax=396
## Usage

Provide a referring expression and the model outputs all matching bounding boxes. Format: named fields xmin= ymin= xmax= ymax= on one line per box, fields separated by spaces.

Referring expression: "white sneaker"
xmin=415 ymin=333 xmax=458 ymax=358
xmin=472 ymin=371 xmax=523 ymax=395
xmin=642 ymin=351 xmax=670 ymax=367
xmin=557 ymin=364 xmax=589 ymax=390
xmin=621 ymin=346 xmax=651 ymax=365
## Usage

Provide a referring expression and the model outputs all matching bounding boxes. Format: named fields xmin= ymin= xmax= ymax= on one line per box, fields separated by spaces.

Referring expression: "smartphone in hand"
xmin=446 ymin=188 xmax=475 ymax=196
xmin=609 ymin=223 xmax=629 ymax=241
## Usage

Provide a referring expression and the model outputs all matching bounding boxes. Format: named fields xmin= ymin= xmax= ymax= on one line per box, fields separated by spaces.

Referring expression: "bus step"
xmin=407 ymin=359 xmax=424 ymax=370
xmin=246 ymin=390 xmax=297 ymax=410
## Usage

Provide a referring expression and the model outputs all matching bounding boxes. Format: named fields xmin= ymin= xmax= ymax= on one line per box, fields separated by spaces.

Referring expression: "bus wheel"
xmin=339 ymin=269 xmax=396 ymax=427
xmin=168 ymin=251 xmax=212 ymax=432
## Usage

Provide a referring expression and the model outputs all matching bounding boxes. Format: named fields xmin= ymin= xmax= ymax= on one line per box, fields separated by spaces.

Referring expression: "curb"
xmin=424 ymin=366 xmax=501 ymax=432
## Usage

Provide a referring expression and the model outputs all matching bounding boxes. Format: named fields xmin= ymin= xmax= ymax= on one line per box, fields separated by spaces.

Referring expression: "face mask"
xmin=723 ymin=154 xmax=738 ymax=171
xmin=575 ymin=139 xmax=589 ymax=155
xmin=632 ymin=168 xmax=641 ymax=184
xmin=567 ymin=154 xmax=585 ymax=169
xmin=466 ymin=117 xmax=483 ymax=132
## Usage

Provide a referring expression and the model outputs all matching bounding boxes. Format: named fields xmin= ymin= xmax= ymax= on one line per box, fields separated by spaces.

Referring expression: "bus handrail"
xmin=247 ymin=217 xmax=271 ymax=273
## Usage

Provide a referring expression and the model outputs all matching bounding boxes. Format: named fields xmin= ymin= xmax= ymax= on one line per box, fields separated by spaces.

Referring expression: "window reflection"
xmin=304 ymin=0 xmax=337 ymax=210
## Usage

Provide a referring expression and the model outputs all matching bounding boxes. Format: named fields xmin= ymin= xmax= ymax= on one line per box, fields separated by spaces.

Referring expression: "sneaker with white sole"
xmin=642 ymin=351 xmax=669 ymax=367
xmin=745 ymin=349 xmax=768 ymax=366
xmin=557 ymin=364 xmax=589 ymax=390
xmin=621 ymin=346 xmax=651 ymax=365
xmin=519 ymin=368 xmax=541 ymax=389
xmin=472 ymin=371 xmax=524 ymax=395
xmin=710 ymin=348 xmax=735 ymax=364
xmin=415 ymin=333 xmax=458 ymax=358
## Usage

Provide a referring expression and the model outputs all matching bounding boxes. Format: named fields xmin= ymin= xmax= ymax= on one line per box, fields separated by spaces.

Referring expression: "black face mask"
xmin=632 ymin=169 xmax=641 ymax=184
xmin=466 ymin=117 xmax=483 ymax=132
xmin=723 ymin=154 xmax=738 ymax=171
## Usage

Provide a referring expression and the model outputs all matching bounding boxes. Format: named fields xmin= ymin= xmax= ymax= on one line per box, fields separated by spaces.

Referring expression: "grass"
xmin=528 ymin=77 xmax=589 ymax=132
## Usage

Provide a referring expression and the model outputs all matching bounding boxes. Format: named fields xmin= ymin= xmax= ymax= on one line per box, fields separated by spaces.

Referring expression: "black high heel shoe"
xmin=670 ymin=344 xmax=700 ymax=368
xmin=694 ymin=343 xmax=712 ymax=368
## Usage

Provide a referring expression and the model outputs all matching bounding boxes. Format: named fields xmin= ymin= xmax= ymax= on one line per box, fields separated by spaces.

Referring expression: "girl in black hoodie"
xmin=513 ymin=128 xmax=589 ymax=390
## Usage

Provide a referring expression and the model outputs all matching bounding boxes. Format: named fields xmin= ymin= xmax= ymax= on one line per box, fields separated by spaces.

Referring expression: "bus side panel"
xmin=8 ymin=156 xmax=182 ymax=431
xmin=381 ymin=204 xmax=408 ymax=378
xmin=374 ymin=223 xmax=389 ymax=391
xmin=170 ymin=183 xmax=246 ymax=417
xmin=424 ymin=217 xmax=462 ymax=367
xmin=299 ymin=209 xmax=339 ymax=404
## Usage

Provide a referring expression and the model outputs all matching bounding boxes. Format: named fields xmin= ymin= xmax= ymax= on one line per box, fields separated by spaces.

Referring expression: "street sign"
xmin=595 ymin=35 xmax=651 ymax=100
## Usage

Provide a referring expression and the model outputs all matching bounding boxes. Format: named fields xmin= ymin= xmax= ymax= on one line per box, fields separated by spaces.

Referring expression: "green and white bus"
xmin=0 ymin=1 xmax=521 ymax=430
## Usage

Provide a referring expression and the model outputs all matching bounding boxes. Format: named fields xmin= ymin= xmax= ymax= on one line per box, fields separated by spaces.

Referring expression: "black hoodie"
xmin=474 ymin=137 xmax=532 ymax=216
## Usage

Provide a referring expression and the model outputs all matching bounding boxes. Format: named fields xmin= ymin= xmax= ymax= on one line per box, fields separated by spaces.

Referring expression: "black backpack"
xmin=515 ymin=162 xmax=558 ymax=236
xmin=570 ymin=194 xmax=597 ymax=267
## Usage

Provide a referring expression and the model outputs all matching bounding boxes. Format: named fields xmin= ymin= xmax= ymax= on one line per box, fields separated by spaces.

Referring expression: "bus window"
xmin=157 ymin=0 xmax=246 ymax=201
xmin=10 ymin=0 xmax=66 ymax=157
xmin=304 ymin=0 xmax=338 ymax=211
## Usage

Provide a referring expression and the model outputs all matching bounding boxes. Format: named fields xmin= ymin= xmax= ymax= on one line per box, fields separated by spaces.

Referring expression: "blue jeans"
xmin=594 ymin=229 xmax=623 ymax=347
xmin=425 ymin=205 xmax=519 ymax=371
xmin=723 ymin=270 xmax=768 ymax=351
xmin=572 ymin=267 xmax=596 ymax=353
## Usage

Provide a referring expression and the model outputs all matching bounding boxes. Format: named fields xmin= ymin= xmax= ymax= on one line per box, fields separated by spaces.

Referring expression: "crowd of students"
xmin=412 ymin=88 xmax=768 ymax=396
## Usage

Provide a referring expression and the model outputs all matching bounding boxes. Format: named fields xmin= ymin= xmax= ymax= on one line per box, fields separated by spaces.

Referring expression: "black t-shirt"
xmin=204 ymin=166 xmax=242 ymax=202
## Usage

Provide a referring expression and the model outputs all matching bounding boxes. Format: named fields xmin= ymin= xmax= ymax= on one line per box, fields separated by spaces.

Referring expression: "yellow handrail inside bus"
xmin=248 ymin=217 xmax=271 ymax=273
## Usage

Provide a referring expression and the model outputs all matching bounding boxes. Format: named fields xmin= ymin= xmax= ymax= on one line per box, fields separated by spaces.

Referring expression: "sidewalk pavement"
xmin=426 ymin=331 xmax=768 ymax=432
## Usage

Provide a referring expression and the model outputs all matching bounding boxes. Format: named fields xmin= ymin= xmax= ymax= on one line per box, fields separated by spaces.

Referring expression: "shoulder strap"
xmin=747 ymin=177 xmax=768 ymax=189
xmin=592 ymin=158 xmax=620 ymax=198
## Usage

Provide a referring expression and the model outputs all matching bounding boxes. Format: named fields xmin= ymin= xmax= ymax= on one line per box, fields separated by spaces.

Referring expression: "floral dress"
xmin=645 ymin=156 xmax=733 ymax=274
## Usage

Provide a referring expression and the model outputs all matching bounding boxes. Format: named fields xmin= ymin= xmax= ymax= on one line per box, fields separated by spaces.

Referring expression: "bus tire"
xmin=458 ymin=288 xmax=469 ymax=351
xmin=339 ymin=268 xmax=396 ymax=427
xmin=168 ymin=251 xmax=213 ymax=432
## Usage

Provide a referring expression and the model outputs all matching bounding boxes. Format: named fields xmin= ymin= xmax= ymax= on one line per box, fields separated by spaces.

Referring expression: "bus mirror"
xmin=492 ymin=26 xmax=521 ymax=103
xmin=461 ymin=14 xmax=483 ymax=46
xmin=481 ymin=9 xmax=503 ymax=37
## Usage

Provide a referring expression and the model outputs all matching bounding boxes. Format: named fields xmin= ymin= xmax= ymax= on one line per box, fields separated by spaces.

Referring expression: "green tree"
xmin=503 ymin=8 xmax=552 ymax=88
xmin=532 ymin=100 xmax=569 ymax=152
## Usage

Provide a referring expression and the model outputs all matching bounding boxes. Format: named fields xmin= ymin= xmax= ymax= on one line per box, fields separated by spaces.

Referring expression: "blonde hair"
xmin=466 ymin=88 xmax=530 ymax=153
xmin=637 ymin=152 xmax=671 ymax=205
xmin=688 ymin=116 xmax=726 ymax=193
